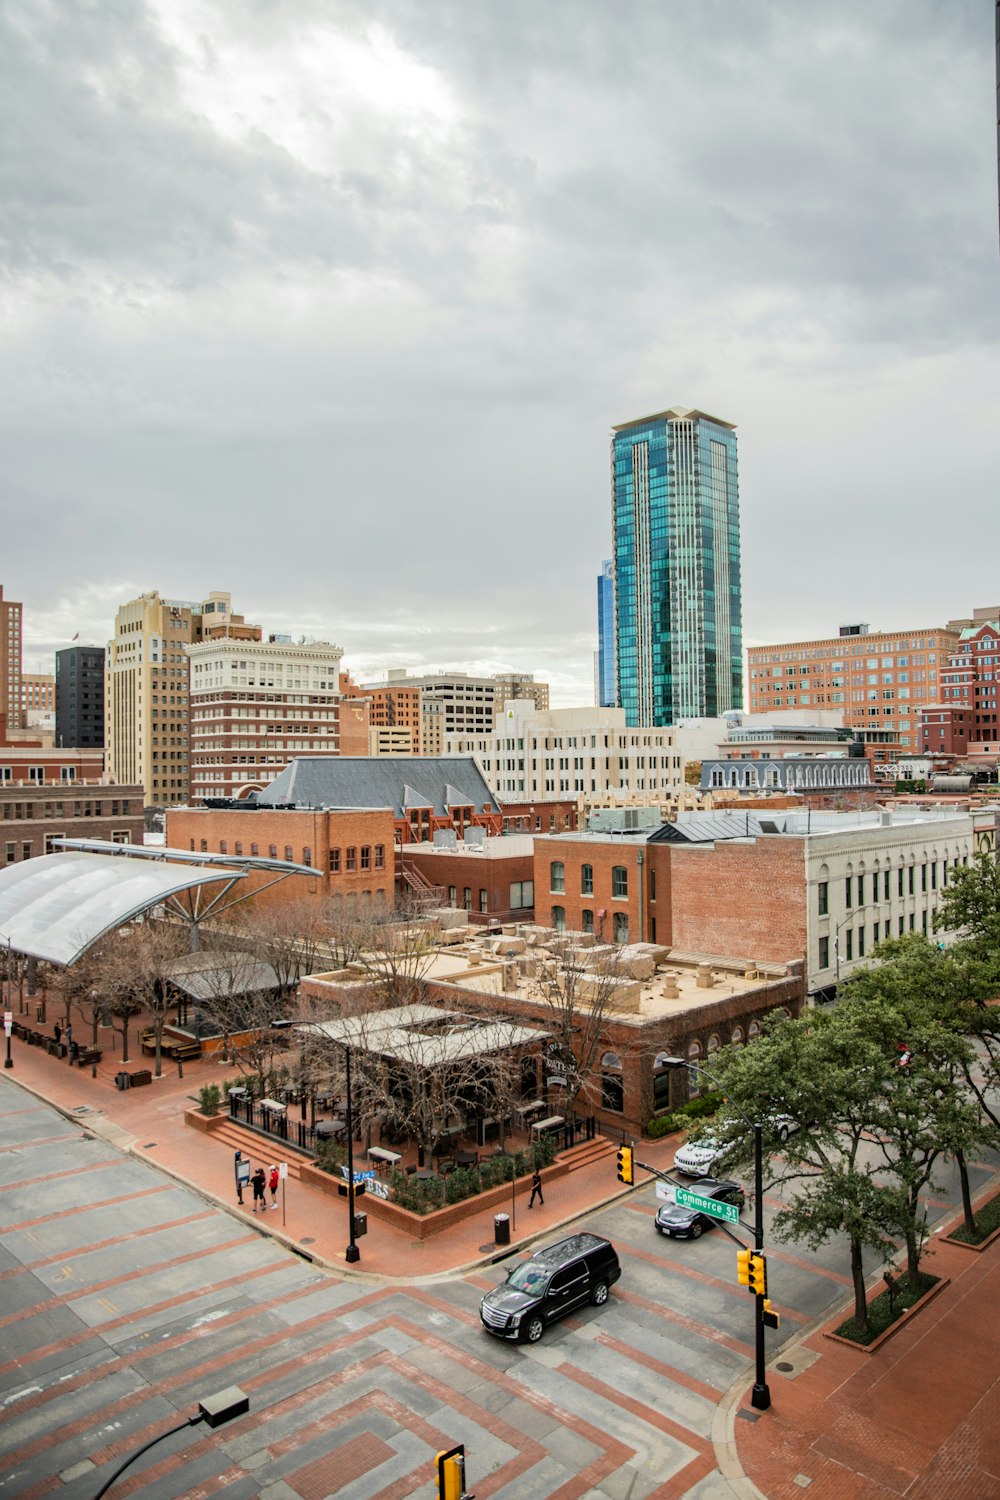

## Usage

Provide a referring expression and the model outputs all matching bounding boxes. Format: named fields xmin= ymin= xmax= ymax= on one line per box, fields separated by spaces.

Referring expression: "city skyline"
xmin=4 ymin=3 xmax=998 ymax=703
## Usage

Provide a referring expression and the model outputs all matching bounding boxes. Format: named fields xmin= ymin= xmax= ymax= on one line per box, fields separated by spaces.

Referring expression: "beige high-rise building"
xmin=0 ymin=585 xmax=23 ymax=733
xmin=360 ymin=669 xmax=549 ymax=744
xmin=187 ymin=634 xmax=344 ymax=802
xmin=105 ymin=590 xmax=257 ymax=806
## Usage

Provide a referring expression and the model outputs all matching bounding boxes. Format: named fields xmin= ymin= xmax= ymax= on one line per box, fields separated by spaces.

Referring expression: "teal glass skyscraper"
xmin=611 ymin=405 xmax=742 ymax=725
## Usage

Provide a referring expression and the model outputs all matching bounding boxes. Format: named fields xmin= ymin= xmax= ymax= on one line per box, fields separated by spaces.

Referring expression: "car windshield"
xmin=506 ymin=1262 xmax=550 ymax=1295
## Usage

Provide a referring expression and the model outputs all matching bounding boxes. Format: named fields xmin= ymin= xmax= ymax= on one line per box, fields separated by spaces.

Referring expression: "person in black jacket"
xmin=251 ymin=1166 xmax=267 ymax=1214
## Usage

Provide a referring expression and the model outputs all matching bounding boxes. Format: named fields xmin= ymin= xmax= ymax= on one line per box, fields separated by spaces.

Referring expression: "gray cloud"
xmin=4 ymin=0 xmax=999 ymax=701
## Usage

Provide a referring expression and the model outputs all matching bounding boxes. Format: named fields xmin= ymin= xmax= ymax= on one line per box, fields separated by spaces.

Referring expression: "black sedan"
xmin=654 ymin=1178 xmax=745 ymax=1239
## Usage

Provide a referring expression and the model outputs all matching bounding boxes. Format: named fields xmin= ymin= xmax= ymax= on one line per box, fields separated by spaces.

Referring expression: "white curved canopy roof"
xmin=0 ymin=852 xmax=246 ymax=967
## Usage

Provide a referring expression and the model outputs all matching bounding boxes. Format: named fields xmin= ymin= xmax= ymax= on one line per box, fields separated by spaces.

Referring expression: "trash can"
xmin=115 ymin=1071 xmax=131 ymax=1091
xmin=494 ymin=1212 xmax=510 ymax=1246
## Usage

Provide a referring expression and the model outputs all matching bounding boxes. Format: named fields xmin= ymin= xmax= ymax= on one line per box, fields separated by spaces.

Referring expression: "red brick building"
xmin=400 ymin=835 xmax=536 ymax=922
xmin=166 ymin=806 xmax=397 ymax=908
xmin=920 ymin=614 xmax=1000 ymax=758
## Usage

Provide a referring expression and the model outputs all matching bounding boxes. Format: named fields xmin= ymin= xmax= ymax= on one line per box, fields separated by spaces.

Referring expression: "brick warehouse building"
xmin=534 ymin=806 xmax=989 ymax=995
xmin=167 ymin=805 xmax=397 ymax=908
xmin=400 ymin=834 xmax=536 ymax=924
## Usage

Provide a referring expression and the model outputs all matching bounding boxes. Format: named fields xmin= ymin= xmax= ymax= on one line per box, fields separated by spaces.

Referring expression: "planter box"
xmin=184 ymin=1108 xmax=229 ymax=1134
xmin=299 ymin=1158 xmax=569 ymax=1241
xmin=941 ymin=1190 xmax=1000 ymax=1253
xmin=823 ymin=1276 xmax=950 ymax=1355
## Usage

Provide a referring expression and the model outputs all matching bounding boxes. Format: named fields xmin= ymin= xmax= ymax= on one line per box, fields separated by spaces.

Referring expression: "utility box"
xmin=353 ymin=1212 xmax=368 ymax=1238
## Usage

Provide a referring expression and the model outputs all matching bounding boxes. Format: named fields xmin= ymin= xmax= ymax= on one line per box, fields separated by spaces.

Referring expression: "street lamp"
xmin=342 ymin=1041 xmax=360 ymax=1264
xmin=833 ymin=905 xmax=867 ymax=983
xmin=661 ymin=1056 xmax=770 ymax=1412
xmin=2 ymin=933 xmax=13 ymax=1070
xmin=92 ymin=1385 xmax=249 ymax=1497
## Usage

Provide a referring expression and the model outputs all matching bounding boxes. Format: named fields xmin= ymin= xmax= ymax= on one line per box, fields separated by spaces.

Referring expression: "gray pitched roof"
xmin=255 ymin=756 xmax=500 ymax=817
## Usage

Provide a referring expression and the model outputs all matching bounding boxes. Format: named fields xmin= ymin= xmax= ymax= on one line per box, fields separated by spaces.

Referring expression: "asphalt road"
xmin=2 ymin=1077 xmax=995 ymax=1500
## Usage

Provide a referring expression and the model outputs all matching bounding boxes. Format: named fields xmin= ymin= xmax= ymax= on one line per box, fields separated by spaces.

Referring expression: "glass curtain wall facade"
xmin=596 ymin=559 xmax=616 ymax=707
xmin=611 ymin=406 xmax=742 ymax=725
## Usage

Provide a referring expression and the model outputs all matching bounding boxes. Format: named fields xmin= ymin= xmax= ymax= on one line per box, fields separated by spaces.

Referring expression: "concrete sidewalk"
xmin=727 ymin=1203 xmax=1000 ymax=1500
xmin=4 ymin=1030 xmax=671 ymax=1279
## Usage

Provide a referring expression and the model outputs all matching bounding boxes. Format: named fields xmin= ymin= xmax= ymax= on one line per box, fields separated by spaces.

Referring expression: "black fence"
xmin=228 ymin=1092 xmax=325 ymax=1155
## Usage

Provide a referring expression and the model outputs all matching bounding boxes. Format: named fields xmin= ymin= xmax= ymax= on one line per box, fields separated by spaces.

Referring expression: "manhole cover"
xmin=301 ymin=1237 xmax=315 ymax=1245
xmin=479 ymin=1243 xmax=497 ymax=1253
xmin=776 ymin=1361 xmax=794 ymax=1372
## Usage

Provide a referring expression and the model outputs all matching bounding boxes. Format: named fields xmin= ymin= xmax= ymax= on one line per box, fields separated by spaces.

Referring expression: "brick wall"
xmin=666 ymin=838 xmax=808 ymax=965
xmin=166 ymin=807 xmax=397 ymax=908
xmin=401 ymin=846 xmax=535 ymax=918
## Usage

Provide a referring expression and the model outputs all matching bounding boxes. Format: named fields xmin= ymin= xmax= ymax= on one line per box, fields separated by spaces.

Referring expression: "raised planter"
xmin=299 ymin=1158 xmax=569 ymax=1241
xmin=185 ymin=1107 xmax=230 ymax=1134
xmin=941 ymin=1191 xmax=1000 ymax=1253
xmin=824 ymin=1276 xmax=949 ymax=1355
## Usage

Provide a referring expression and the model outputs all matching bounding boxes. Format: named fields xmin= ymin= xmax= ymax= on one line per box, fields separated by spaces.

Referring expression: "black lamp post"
xmin=343 ymin=1042 xmax=360 ymax=1264
xmin=661 ymin=1056 xmax=770 ymax=1412
xmin=3 ymin=934 xmax=12 ymax=1070
xmin=92 ymin=1385 xmax=249 ymax=1497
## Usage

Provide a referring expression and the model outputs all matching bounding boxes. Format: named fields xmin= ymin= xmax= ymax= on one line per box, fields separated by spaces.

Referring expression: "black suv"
xmin=479 ymin=1233 xmax=621 ymax=1344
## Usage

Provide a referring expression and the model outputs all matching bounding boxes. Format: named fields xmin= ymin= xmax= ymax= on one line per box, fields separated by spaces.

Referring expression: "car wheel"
xmin=690 ymin=1220 xmax=704 ymax=1239
xmin=778 ymin=1125 xmax=790 ymax=1143
xmin=522 ymin=1316 xmax=545 ymax=1344
xmin=590 ymin=1281 xmax=609 ymax=1306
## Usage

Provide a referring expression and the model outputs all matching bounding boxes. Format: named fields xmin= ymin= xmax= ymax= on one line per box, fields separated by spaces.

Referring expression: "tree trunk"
xmin=850 ymin=1236 xmax=869 ymax=1331
xmin=956 ymin=1149 xmax=976 ymax=1237
xmin=121 ymin=1022 xmax=130 ymax=1064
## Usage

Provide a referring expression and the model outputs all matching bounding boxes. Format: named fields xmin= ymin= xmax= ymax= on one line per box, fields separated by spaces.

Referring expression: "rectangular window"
xmin=858 ymin=927 xmax=865 ymax=958
xmin=857 ymin=875 xmax=864 ymax=906
xmin=329 ymin=848 xmax=341 ymax=872
xmin=898 ymin=867 xmax=904 ymax=897
xmin=448 ymin=885 xmax=457 ymax=906
xmin=884 ymin=869 xmax=890 ymax=900
xmin=509 ymin=879 xmax=534 ymax=909
xmin=909 ymin=866 xmax=915 ymax=895
xmin=284 ymin=845 xmax=293 ymax=862
xmin=374 ymin=844 xmax=385 ymax=869
xmin=346 ymin=847 xmax=356 ymax=871
xmin=5 ymin=842 xmax=15 ymax=863
xmin=360 ymin=846 xmax=371 ymax=870
xmin=845 ymin=876 xmax=852 ymax=908
xmin=819 ymin=935 xmax=829 ymax=969
xmin=302 ymin=847 xmax=312 ymax=867
xmin=550 ymin=860 xmax=565 ymax=893
xmin=463 ymin=887 xmax=472 ymax=911
xmin=581 ymin=863 xmax=594 ymax=895
xmin=818 ymin=881 xmax=828 ymax=916
xmin=612 ymin=865 xmax=628 ymax=898
xmin=479 ymin=889 xmax=488 ymax=912
xmin=846 ymin=929 xmax=853 ymax=961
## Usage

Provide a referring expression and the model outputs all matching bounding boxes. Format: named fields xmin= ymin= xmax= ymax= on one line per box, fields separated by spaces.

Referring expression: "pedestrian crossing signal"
xmin=616 ymin=1145 xmax=634 ymax=1185
xmin=762 ymin=1297 xmax=780 ymax=1329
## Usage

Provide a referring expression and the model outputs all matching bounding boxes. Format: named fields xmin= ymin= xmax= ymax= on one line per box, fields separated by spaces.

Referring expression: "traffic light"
xmin=748 ymin=1253 xmax=767 ymax=1296
xmin=436 ymin=1444 xmax=466 ymax=1500
xmin=737 ymin=1248 xmax=752 ymax=1287
xmin=762 ymin=1297 xmax=780 ymax=1329
xmin=616 ymin=1145 xmax=634 ymax=1185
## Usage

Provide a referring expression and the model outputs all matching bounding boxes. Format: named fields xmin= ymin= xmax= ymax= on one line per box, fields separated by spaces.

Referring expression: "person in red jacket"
xmin=269 ymin=1164 xmax=280 ymax=1210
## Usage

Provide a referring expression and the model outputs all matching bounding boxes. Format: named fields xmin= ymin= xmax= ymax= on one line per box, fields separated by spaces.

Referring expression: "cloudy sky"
xmin=4 ymin=0 xmax=998 ymax=703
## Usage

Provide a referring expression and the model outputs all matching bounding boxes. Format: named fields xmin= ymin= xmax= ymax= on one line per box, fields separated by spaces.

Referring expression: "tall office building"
xmin=611 ymin=406 xmax=742 ymax=725
xmin=0 ymin=585 xmax=23 ymax=732
xmin=596 ymin=559 xmax=616 ymax=707
xmin=187 ymin=634 xmax=345 ymax=802
xmin=56 ymin=646 xmax=106 ymax=748
xmin=106 ymin=590 xmax=258 ymax=806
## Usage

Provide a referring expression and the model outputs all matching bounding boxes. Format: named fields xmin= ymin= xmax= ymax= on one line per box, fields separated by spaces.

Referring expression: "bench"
xmin=74 ymin=1047 xmax=102 ymax=1068
xmin=530 ymin=1114 xmax=564 ymax=1139
xmin=170 ymin=1041 xmax=202 ymax=1062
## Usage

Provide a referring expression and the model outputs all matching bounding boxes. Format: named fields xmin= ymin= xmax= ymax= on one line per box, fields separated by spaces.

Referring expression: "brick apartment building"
xmin=919 ymin=609 xmax=1000 ymax=759
xmin=534 ymin=806 xmax=987 ymax=994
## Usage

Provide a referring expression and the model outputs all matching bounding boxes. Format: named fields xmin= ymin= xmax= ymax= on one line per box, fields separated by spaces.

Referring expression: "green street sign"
xmin=675 ymin=1186 xmax=740 ymax=1224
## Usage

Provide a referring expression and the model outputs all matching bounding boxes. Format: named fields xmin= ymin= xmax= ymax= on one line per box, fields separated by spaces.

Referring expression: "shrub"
xmin=198 ymin=1083 xmax=221 ymax=1117
xmin=314 ymin=1137 xmax=346 ymax=1175
xmin=645 ymin=1113 xmax=677 ymax=1139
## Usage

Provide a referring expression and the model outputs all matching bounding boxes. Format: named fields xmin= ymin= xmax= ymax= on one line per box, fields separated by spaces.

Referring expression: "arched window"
xmin=581 ymin=909 xmax=594 ymax=934
xmin=613 ymin=911 xmax=629 ymax=944
xmin=748 ymin=1020 xmax=760 ymax=1039
xmin=731 ymin=1026 xmax=744 ymax=1047
xmin=550 ymin=861 xmax=565 ymax=893
xmin=707 ymin=1033 xmax=720 ymax=1053
xmin=652 ymin=1052 xmax=674 ymax=1112
xmin=581 ymin=863 xmax=594 ymax=895
xmin=551 ymin=905 xmax=566 ymax=932
xmin=601 ymin=1051 xmax=624 ymax=1113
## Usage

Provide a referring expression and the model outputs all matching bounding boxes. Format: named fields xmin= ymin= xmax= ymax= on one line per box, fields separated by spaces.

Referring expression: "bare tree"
xmin=199 ymin=949 xmax=289 ymax=1095
xmin=102 ymin=920 xmax=190 ymax=1078
xmin=530 ymin=944 xmax=633 ymax=1117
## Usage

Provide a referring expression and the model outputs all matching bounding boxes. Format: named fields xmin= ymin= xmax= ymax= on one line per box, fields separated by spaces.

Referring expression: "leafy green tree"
xmin=935 ymin=851 xmax=1000 ymax=958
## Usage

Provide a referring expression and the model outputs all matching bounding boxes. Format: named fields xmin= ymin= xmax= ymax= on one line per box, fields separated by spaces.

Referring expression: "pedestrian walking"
xmin=528 ymin=1168 xmax=544 ymax=1208
xmin=235 ymin=1151 xmax=246 ymax=1205
xmin=251 ymin=1165 xmax=267 ymax=1214
xmin=268 ymin=1164 xmax=280 ymax=1209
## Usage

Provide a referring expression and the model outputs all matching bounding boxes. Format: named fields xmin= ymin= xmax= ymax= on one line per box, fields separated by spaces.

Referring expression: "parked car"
xmin=655 ymin=1178 xmax=745 ymax=1239
xmin=479 ymin=1233 xmax=621 ymax=1344
xmin=673 ymin=1115 xmax=799 ymax=1178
